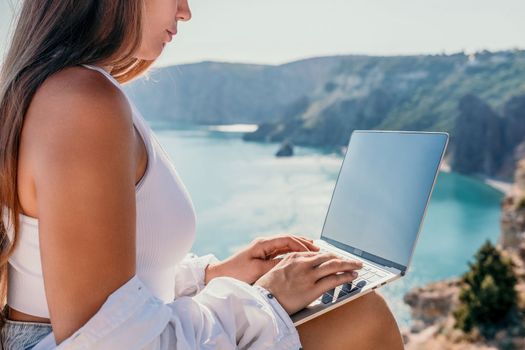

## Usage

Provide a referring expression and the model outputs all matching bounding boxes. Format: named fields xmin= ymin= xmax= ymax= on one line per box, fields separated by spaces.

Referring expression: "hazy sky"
xmin=1 ymin=0 xmax=524 ymax=67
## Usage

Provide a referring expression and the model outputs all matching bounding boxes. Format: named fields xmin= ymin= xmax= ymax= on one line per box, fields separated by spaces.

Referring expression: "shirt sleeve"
xmin=32 ymin=275 xmax=303 ymax=350
xmin=173 ymin=253 xmax=220 ymax=298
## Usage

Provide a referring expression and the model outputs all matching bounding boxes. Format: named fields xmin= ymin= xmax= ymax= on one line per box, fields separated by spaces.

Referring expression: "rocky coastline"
xmin=401 ymin=159 xmax=525 ymax=349
xmin=439 ymin=158 xmax=513 ymax=196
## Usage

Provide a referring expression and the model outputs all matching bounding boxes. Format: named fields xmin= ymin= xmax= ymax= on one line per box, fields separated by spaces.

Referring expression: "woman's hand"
xmin=254 ymin=252 xmax=363 ymax=315
xmin=204 ymin=235 xmax=319 ymax=285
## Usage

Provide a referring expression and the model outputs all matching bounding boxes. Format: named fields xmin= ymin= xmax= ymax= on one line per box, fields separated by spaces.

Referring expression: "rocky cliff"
xmin=124 ymin=57 xmax=341 ymax=125
xmin=451 ymin=95 xmax=525 ymax=179
xmin=123 ymin=50 xmax=525 ymax=179
xmin=450 ymin=95 xmax=505 ymax=177
xmin=501 ymin=158 xmax=525 ymax=249
xmin=402 ymin=160 xmax=525 ymax=349
xmin=240 ymin=50 xmax=525 ymax=179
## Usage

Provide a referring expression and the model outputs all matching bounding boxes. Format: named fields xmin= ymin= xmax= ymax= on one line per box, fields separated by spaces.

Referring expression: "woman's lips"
xmin=166 ymin=29 xmax=177 ymax=42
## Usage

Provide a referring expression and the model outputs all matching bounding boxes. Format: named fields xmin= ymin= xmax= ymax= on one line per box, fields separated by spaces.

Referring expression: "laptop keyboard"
xmin=318 ymin=247 xmax=388 ymax=304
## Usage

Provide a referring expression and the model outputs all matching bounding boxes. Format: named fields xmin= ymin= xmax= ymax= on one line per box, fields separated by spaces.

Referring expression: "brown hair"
xmin=0 ymin=0 xmax=155 ymax=326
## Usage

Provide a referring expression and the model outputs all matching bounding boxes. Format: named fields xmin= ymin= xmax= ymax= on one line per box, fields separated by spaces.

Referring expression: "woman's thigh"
xmin=296 ymin=291 xmax=404 ymax=350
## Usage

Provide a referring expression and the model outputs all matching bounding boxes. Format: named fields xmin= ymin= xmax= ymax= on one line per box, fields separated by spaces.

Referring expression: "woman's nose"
xmin=177 ymin=0 xmax=192 ymax=22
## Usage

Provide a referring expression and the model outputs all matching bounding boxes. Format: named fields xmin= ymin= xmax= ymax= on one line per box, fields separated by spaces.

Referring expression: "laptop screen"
xmin=321 ymin=131 xmax=448 ymax=269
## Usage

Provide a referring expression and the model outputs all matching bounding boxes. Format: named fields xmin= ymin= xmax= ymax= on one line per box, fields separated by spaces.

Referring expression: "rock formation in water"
xmin=275 ymin=141 xmax=294 ymax=157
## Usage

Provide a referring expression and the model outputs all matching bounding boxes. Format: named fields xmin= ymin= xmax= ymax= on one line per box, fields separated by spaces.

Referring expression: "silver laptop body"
xmin=292 ymin=130 xmax=449 ymax=326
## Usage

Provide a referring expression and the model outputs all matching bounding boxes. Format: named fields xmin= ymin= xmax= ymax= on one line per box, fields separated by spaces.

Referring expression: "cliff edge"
xmin=402 ymin=159 xmax=525 ymax=349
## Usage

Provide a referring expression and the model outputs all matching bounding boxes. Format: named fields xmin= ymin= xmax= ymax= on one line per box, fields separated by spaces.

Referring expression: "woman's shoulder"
xmin=18 ymin=65 xmax=136 ymax=216
xmin=29 ymin=65 xmax=130 ymax=122
xmin=23 ymin=65 xmax=133 ymax=146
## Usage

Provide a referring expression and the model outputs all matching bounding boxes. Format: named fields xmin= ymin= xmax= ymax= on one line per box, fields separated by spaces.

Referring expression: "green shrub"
xmin=453 ymin=240 xmax=518 ymax=339
xmin=517 ymin=196 xmax=525 ymax=210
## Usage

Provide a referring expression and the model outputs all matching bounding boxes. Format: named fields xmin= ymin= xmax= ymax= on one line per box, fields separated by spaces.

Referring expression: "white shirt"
xmin=32 ymin=253 xmax=302 ymax=349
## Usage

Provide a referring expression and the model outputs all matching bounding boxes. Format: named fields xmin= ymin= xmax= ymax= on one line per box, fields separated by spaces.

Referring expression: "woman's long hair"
xmin=0 ymin=0 xmax=155 ymax=326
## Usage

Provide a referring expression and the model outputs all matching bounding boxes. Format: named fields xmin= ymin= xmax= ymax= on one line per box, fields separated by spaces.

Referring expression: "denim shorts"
xmin=0 ymin=319 xmax=52 ymax=350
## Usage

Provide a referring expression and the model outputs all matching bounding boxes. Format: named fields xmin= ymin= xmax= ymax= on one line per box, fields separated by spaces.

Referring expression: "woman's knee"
xmin=359 ymin=290 xmax=392 ymax=316
xmin=357 ymin=291 xmax=403 ymax=346
xmin=297 ymin=291 xmax=403 ymax=350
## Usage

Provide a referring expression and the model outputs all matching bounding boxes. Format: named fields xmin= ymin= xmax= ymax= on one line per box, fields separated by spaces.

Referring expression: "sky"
xmin=1 ymin=0 xmax=524 ymax=68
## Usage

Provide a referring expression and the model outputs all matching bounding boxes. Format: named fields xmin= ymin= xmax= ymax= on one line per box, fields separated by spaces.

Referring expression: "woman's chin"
xmin=134 ymin=46 xmax=164 ymax=61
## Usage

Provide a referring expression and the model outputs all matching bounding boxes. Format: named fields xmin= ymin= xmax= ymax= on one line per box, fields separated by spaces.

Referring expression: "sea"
xmin=152 ymin=123 xmax=504 ymax=328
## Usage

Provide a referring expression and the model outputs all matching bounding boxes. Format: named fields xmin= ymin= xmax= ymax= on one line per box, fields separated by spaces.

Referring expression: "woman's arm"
xmin=26 ymin=67 xmax=138 ymax=343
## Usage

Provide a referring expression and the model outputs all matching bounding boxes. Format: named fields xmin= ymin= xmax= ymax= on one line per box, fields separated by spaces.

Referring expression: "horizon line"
xmin=153 ymin=46 xmax=525 ymax=69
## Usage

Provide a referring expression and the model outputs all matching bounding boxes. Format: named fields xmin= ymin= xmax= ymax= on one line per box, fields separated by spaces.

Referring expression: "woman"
xmin=0 ymin=0 xmax=404 ymax=349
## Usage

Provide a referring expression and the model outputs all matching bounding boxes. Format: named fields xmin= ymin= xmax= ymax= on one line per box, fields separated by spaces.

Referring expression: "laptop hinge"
xmin=320 ymin=236 xmax=406 ymax=275
xmin=381 ymin=265 xmax=403 ymax=276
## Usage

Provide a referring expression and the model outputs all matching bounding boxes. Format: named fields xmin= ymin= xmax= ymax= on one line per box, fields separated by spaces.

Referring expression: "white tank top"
xmin=2 ymin=64 xmax=197 ymax=318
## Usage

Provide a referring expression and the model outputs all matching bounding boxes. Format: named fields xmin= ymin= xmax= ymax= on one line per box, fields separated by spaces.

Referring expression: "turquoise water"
xmin=153 ymin=125 xmax=504 ymax=327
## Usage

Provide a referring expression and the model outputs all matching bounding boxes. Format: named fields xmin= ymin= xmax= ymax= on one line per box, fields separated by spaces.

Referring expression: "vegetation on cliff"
xmin=453 ymin=240 xmax=519 ymax=339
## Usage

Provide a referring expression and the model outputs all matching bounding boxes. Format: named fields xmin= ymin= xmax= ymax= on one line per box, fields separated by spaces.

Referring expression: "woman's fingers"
xmin=305 ymin=252 xmax=343 ymax=267
xmin=266 ymin=247 xmax=293 ymax=259
xmin=313 ymin=258 xmax=363 ymax=280
xmin=315 ymin=271 xmax=357 ymax=294
xmin=292 ymin=235 xmax=319 ymax=251
xmin=257 ymin=236 xmax=311 ymax=257
xmin=253 ymin=234 xmax=319 ymax=259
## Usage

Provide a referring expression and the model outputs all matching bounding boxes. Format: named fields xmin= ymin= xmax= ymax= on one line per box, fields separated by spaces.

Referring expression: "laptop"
xmin=291 ymin=130 xmax=449 ymax=326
